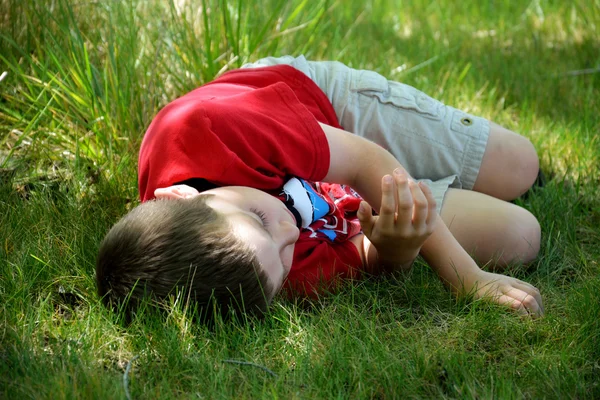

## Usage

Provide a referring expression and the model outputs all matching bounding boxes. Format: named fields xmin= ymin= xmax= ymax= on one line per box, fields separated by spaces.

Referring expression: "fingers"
xmin=366 ymin=169 xmax=438 ymax=244
xmin=357 ymin=201 xmax=374 ymax=237
xmin=419 ymin=182 xmax=437 ymax=227
xmin=512 ymin=281 xmax=544 ymax=315
xmin=409 ymin=180 xmax=428 ymax=231
xmin=378 ymin=174 xmax=397 ymax=232
xmin=378 ymin=169 xmax=437 ymax=231
xmin=393 ymin=168 xmax=413 ymax=227
xmin=497 ymin=288 xmax=543 ymax=317
xmin=511 ymin=279 xmax=539 ymax=293
xmin=496 ymin=294 xmax=531 ymax=317
xmin=476 ymin=272 xmax=544 ymax=318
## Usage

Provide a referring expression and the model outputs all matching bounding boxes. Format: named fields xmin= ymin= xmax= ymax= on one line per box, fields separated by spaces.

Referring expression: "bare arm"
xmin=320 ymin=122 xmax=407 ymax=211
xmin=350 ymin=217 xmax=478 ymax=282
xmin=320 ymin=122 xmax=544 ymax=315
xmin=420 ymin=218 xmax=483 ymax=291
xmin=320 ymin=122 xmax=436 ymax=266
xmin=423 ymin=220 xmax=544 ymax=316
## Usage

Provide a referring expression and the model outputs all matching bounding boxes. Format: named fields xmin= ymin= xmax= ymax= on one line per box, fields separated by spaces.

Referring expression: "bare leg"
xmin=440 ymin=188 xmax=541 ymax=269
xmin=472 ymin=122 xmax=539 ymax=201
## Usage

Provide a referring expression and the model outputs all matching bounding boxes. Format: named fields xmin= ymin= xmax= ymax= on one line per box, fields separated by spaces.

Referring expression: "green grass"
xmin=1 ymin=0 xmax=599 ymax=398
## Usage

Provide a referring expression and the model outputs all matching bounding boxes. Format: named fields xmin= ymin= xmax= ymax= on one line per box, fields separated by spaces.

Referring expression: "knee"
xmin=506 ymin=208 xmax=541 ymax=264
xmin=513 ymin=138 xmax=540 ymax=197
xmin=475 ymin=125 xmax=540 ymax=200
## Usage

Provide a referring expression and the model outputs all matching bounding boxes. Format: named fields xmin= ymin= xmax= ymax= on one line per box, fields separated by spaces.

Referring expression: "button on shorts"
xmin=242 ymin=55 xmax=490 ymax=213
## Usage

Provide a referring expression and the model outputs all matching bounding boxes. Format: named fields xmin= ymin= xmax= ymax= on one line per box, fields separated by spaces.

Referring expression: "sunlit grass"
xmin=1 ymin=0 xmax=599 ymax=398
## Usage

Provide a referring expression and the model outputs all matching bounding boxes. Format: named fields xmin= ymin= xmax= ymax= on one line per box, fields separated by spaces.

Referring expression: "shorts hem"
xmin=459 ymin=119 xmax=490 ymax=190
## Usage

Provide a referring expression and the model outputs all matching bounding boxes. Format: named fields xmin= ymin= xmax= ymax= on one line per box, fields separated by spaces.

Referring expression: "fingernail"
xmin=359 ymin=203 xmax=365 ymax=213
xmin=393 ymin=168 xmax=403 ymax=176
xmin=384 ymin=175 xmax=393 ymax=184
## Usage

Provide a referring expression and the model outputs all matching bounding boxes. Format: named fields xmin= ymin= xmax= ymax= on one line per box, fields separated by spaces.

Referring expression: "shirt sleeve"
xmin=199 ymin=82 xmax=331 ymax=189
xmin=138 ymin=81 xmax=331 ymax=201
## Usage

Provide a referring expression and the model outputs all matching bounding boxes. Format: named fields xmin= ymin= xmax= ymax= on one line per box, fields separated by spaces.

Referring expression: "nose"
xmin=278 ymin=220 xmax=300 ymax=248
xmin=277 ymin=220 xmax=299 ymax=268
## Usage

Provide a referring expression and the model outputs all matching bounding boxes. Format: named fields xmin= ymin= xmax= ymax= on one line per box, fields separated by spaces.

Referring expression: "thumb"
xmin=357 ymin=201 xmax=374 ymax=236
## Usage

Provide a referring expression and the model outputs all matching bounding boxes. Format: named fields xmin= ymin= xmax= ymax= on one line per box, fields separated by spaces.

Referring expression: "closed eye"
xmin=250 ymin=208 xmax=270 ymax=228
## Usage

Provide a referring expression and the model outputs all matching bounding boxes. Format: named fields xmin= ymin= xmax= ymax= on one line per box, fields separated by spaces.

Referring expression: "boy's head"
xmin=96 ymin=185 xmax=300 ymax=321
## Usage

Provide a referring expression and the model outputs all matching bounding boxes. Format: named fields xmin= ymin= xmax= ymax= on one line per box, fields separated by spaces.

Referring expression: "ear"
xmin=154 ymin=184 xmax=200 ymax=199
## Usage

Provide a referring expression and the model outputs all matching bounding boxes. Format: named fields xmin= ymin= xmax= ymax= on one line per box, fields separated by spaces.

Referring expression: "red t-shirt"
xmin=138 ymin=65 xmax=364 ymax=295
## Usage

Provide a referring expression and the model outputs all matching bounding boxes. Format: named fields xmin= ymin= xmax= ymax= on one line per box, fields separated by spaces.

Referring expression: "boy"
xmin=96 ymin=55 xmax=543 ymax=321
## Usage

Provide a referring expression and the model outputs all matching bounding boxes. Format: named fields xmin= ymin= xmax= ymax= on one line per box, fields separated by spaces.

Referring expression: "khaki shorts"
xmin=242 ymin=55 xmax=490 ymax=213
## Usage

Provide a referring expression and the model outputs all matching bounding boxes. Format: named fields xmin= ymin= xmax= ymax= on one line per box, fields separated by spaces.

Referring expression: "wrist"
xmin=421 ymin=220 xmax=483 ymax=293
xmin=363 ymin=237 xmax=418 ymax=273
xmin=450 ymin=268 xmax=487 ymax=296
xmin=378 ymin=248 xmax=419 ymax=267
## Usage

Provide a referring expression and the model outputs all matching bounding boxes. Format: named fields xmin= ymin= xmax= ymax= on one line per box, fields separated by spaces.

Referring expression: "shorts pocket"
xmin=450 ymin=110 xmax=481 ymax=139
xmin=350 ymin=70 xmax=442 ymax=120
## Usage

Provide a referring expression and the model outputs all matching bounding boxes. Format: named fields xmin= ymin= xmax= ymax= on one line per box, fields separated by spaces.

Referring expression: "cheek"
xmin=282 ymin=244 xmax=295 ymax=274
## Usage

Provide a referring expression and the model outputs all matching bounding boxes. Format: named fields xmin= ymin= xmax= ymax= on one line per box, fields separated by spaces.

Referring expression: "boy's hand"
xmin=466 ymin=270 xmax=544 ymax=317
xmin=357 ymin=168 xmax=437 ymax=269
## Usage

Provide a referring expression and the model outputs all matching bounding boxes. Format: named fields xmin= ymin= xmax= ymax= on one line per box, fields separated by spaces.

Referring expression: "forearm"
xmin=358 ymin=212 xmax=482 ymax=284
xmin=351 ymin=140 xmax=484 ymax=288
xmin=420 ymin=218 xmax=482 ymax=294
xmin=319 ymin=122 xmax=452 ymax=273
xmin=318 ymin=121 xmax=410 ymax=212
xmin=422 ymin=219 xmax=545 ymax=316
xmin=351 ymin=141 xmax=410 ymax=212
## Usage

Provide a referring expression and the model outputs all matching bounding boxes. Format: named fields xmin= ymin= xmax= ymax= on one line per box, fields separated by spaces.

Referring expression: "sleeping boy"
xmin=96 ymin=55 xmax=543 ymax=321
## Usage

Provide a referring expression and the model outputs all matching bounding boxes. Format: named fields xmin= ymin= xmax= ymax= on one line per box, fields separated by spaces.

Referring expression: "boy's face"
xmin=199 ymin=186 xmax=300 ymax=295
